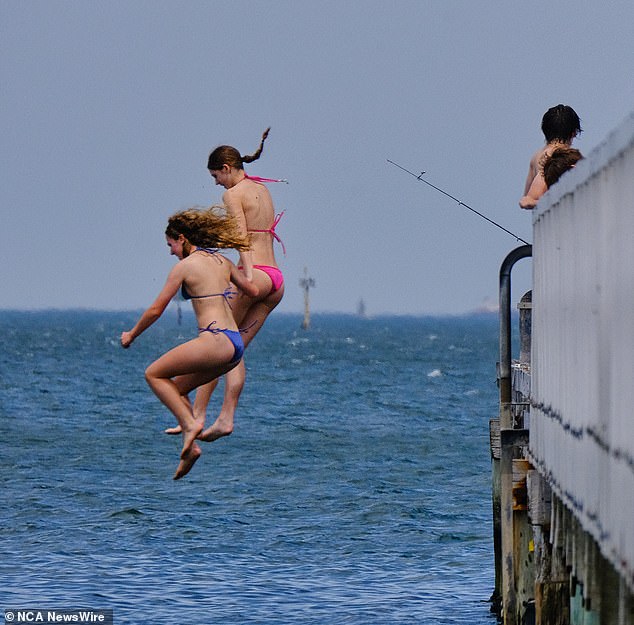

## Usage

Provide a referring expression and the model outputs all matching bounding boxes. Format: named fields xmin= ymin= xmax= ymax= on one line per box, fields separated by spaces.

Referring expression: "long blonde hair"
xmin=165 ymin=207 xmax=251 ymax=251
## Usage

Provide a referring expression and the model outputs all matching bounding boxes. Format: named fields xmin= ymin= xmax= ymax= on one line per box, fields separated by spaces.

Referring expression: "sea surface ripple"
xmin=1 ymin=310 xmax=502 ymax=624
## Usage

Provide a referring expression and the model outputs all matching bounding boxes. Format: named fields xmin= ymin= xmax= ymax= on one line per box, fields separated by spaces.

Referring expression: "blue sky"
xmin=2 ymin=0 xmax=633 ymax=315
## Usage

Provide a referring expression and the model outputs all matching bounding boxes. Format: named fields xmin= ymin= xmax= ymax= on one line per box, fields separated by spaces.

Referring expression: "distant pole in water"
xmin=172 ymin=296 xmax=183 ymax=326
xmin=299 ymin=267 xmax=316 ymax=330
xmin=357 ymin=298 xmax=367 ymax=318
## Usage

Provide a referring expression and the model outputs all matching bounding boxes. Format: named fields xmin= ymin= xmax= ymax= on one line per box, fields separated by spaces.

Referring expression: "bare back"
xmin=180 ymin=252 xmax=239 ymax=332
xmin=223 ymin=179 xmax=278 ymax=267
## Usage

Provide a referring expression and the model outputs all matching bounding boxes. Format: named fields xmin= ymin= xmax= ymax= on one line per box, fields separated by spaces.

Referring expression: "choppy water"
xmin=1 ymin=310 xmax=501 ymax=624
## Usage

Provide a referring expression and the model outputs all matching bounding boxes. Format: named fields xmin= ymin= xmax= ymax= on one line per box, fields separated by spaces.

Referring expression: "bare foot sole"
xmin=181 ymin=424 xmax=204 ymax=458
xmin=173 ymin=443 xmax=202 ymax=480
xmin=198 ymin=420 xmax=234 ymax=443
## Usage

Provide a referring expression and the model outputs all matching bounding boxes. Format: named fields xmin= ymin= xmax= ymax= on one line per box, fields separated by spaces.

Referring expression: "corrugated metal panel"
xmin=530 ymin=112 xmax=634 ymax=591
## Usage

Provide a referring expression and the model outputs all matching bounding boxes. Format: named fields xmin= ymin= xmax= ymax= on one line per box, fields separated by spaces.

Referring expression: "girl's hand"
xmin=121 ymin=331 xmax=134 ymax=348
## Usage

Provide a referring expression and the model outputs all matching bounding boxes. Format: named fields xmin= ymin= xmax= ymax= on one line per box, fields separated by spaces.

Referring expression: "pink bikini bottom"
xmin=239 ymin=265 xmax=284 ymax=293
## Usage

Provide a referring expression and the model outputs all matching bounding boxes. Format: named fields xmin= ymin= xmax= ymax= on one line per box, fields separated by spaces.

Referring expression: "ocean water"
xmin=1 ymin=310 xmax=502 ymax=624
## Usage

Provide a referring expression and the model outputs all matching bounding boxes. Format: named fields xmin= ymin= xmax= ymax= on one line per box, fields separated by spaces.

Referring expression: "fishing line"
xmin=387 ymin=159 xmax=530 ymax=245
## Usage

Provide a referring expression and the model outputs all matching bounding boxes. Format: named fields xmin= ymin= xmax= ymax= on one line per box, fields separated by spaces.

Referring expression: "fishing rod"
xmin=387 ymin=159 xmax=530 ymax=246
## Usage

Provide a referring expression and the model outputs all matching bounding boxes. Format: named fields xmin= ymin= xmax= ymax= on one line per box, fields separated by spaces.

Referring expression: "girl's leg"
xmin=240 ymin=283 xmax=285 ymax=350
xmin=200 ymin=285 xmax=285 ymax=442
xmin=192 ymin=378 xmax=219 ymax=420
xmin=164 ymin=386 xmax=214 ymax=434
xmin=145 ymin=334 xmax=235 ymax=458
xmin=163 ymin=375 xmax=221 ymax=436
xmin=199 ymin=360 xmax=245 ymax=441
xmin=192 ymin=272 xmax=280 ymax=429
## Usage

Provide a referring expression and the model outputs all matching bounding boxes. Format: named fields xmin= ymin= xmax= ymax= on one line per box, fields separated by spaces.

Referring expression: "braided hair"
xmin=207 ymin=128 xmax=271 ymax=171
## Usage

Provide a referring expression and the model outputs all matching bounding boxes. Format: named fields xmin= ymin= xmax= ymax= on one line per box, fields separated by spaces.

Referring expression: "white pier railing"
xmin=530 ymin=111 xmax=634 ymax=591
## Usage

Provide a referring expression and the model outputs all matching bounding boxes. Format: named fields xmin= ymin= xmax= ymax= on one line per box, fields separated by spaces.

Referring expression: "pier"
xmin=492 ymin=112 xmax=634 ymax=624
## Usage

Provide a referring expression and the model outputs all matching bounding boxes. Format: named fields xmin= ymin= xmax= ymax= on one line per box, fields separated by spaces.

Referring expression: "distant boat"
xmin=356 ymin=298 xmax=367 ymax=318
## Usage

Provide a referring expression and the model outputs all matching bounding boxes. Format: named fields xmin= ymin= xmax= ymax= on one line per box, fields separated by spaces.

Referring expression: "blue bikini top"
xmin=180 ymin=247 xmax=235 ymax=303
xmin=181 ymin=284 xmax=235 ymax=303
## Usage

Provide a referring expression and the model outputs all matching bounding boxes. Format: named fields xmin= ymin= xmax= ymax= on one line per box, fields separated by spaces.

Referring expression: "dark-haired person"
xmin=519 ymin=104 xmax=582 ymax=209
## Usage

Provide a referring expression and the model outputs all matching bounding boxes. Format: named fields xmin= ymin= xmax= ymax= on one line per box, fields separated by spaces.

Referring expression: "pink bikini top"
xmin=248 ymin=211 xmax=286 ymax=255
xmin=242 ymin=173 xmax=287 ymax=254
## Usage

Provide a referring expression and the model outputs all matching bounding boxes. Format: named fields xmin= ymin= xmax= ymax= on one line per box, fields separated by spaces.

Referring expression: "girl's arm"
xmin=523 ymin=149 xmax=542 ymax=195
xmin=121 ymin=265 xmax=183 ymax=348
xmin=519 ymin=172 xmax=547 ymax=210
xmin=230 ymin=262 xmax=259 ymax=298
xmin=223 ymin=188 xmax=254 ymax=281
xmin=523 ymin=162 xmax=537 ymax=195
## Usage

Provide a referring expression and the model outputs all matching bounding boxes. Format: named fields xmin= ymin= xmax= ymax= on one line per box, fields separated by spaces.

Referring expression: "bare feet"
xmin=165 ymin=415 xmax=204 ymax=436
xmin=198 ymin=416 xmax=234 ymax=443
xmin=181 ymin=422 xmax=204 ymax=458
xmin=173 ymin=442 xmax=201 ymax=480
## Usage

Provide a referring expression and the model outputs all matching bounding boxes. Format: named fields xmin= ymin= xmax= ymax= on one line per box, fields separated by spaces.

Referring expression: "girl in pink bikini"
xmin=171 ymin=128 xmax=286 ymax=442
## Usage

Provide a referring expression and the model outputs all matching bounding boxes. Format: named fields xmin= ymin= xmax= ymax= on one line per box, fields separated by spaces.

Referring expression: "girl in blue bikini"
xmin=121 ymin=208 xmax=258 ymax=480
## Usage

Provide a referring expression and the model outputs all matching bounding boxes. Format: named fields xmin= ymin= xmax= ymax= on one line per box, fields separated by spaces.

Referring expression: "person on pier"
xmin=519 ymin=104 xmax=582 ymax=209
